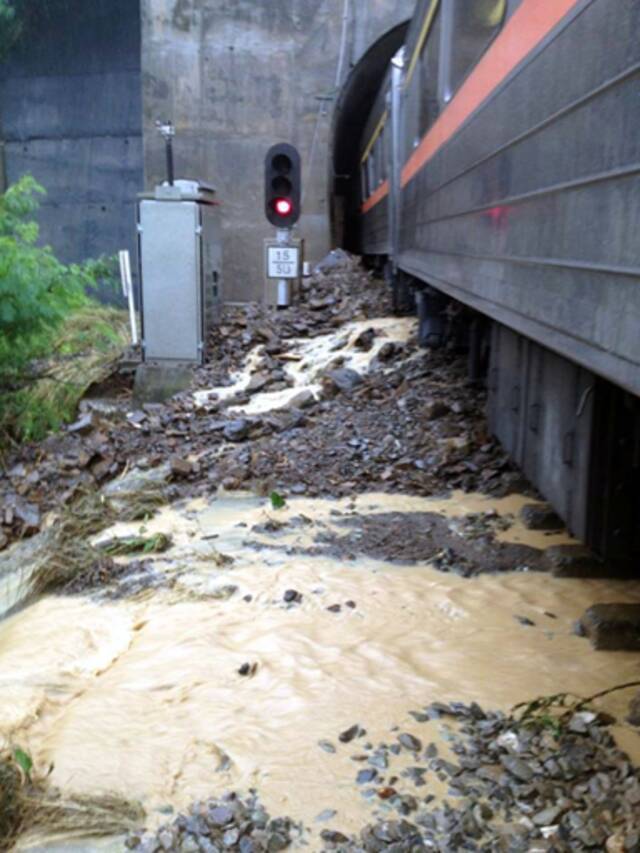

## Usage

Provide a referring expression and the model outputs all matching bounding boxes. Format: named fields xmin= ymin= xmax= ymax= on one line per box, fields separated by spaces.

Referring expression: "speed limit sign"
xmin=267 ymin=245 xmax=300 ymax=279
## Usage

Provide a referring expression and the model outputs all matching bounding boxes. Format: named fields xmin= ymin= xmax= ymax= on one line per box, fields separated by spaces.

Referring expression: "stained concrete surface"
xmin=0 ymin=0 xmax=143 ymax=288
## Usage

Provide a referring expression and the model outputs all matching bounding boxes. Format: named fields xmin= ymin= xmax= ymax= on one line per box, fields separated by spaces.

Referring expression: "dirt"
xmin=247 ymin=510 xmax=546 ymax=577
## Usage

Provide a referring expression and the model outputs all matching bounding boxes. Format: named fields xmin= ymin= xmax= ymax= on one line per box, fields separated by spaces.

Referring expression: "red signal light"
xmin=274 ymin=198 xmax=292 ymax=217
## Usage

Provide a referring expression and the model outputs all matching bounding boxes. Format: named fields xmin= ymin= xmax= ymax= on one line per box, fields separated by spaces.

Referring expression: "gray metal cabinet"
xmin=138 ymin=199 xmax=222 ymax=364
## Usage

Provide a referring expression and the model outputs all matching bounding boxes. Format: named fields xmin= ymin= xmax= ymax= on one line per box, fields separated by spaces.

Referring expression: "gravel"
xmin=127 ymin=698 xmax=640 ymax=852
xmin=126 ymin=792 xmax=302 ymax=853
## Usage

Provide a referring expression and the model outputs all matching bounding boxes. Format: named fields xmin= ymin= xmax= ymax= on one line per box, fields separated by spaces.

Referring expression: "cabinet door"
xmin=140 ymin=201 xmax=200 ymax=362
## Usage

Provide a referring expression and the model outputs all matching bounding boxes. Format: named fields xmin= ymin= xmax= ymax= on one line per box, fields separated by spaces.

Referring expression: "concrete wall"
xmin=142 ymin=0 xmax=414 ymax=301
xmin=0 ymin=0 xmax=143 ymax=276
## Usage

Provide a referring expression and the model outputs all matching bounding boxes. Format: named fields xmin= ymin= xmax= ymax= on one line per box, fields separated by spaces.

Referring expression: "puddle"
xmin=2 ymin=490 xmax=639 ymax=846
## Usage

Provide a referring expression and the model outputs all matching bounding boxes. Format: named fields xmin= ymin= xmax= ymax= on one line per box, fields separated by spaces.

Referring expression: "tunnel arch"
xmin=330 ymin=20 xmax=410 ymax=252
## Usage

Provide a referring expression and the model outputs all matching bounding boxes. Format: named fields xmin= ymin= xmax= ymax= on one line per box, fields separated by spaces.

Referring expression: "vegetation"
xmin=270 ymin=491 xmax=286 ymax=510
xmin=98 ymin=532 xmax=173 ymax=557
xmin=17 ymin=480 xmax=168 ymax=603
xmin=512 ymin=680 xmax=640 ymax=738
xmin=0 ymin=175 xmax=129 ymax=444
xmin=0 ymin=747 xmax=143 ymax=851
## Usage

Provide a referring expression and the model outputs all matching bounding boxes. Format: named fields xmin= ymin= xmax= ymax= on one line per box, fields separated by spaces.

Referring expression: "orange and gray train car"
xmin=333 ymin=0 xmax=640 ymax=570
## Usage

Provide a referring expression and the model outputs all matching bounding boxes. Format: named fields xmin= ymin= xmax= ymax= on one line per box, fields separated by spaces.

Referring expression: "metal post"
xmin=165 ymin=135 xmax=175 ymax=186
xmin=276 ymin=227 xmax=291 ymax=308
xmin=155 ymin=120 xmax=176 ymax=187
xmin=389 ymin=48 xmax=406 ymax=275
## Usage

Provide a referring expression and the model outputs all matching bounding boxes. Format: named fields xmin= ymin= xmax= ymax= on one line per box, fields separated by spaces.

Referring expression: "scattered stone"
xmin=283 ymin=589 xmax=302 ymax=604
xmin=580 ymin=603 xmax=640 ymax=650
xmin=339 ymin=724 xmax=364 ymax=743
xmin=246 ymin=373 xmax=269 ymax=393
xmin=13 ymin=501 xmax=40 ymax=530
xmin=500 ymin=754 xmax=534 ymax=782
xmin=286 ymin=390 xmax=316 ymax=410
xmin=320 ymin=829 xmax=349 ymax=845
xmin=170 ymin=457 xmax=194 ymax=478
xmin=353 ymin=328 xmax=376 ymax=351
xmin=520 ymin=503 xmax=563 ymax=531
xmin=398 ymin=733 xmax=422 ymax=752
xmin=315 ymin=809 xmax=337 ymax=823
xmin=546 ymin=544 xmax=607 ymax=578
xmin=318 ymin=739 xmax=336 ymax=754
xmin=223 ymin=419 xmax=250 ymax=442
xmin=237 ymin=662 xmax=258 ymax=677
xmin=327 ymin=604 xmax=342 ymax=613
xmin=422 ymin=399 xmax=450 ymax=420
xmin=515 ymin=614 xmax=535 ymax=627
xmin=321 ymin=368 xmax=363 ymax=397
xmin=356 ymin=768 xmax=378 ymax=785
xmin=377 ymin=342 xmax=398 ymax=362
xmin=67 ymin=411 xmax=98 ymax=434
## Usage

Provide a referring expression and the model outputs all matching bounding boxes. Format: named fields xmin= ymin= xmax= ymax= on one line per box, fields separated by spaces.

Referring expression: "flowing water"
xmin=2 ymin=490 xmax=640 ymax=849
xmin=2 ymin=317 xmax=640 ymax=848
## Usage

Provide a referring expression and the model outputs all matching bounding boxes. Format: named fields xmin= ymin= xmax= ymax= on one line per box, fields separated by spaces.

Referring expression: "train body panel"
xmin=397 ymin=0 xmax=640 ymax=395
xmin=339 ymin=0 xmax=640 ymax=566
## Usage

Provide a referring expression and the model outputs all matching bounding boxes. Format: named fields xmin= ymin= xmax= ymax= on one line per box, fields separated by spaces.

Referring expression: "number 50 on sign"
xmin=267 ymin=246 xmax=300 ymax=279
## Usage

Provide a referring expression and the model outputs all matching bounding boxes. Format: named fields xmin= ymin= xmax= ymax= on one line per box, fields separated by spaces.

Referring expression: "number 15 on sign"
xmin=267 ymin=246 xmax=300 ymax=279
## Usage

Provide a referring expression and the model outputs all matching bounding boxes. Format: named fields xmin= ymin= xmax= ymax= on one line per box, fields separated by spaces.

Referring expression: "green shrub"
xmin=0 ymin=175 xmax=93 ymax=381
xmin=0 ymin=176 xmax=130 ymax=445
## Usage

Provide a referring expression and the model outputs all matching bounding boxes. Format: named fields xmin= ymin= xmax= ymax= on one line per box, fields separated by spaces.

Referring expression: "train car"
xmin=349 ymin=0 xmax=640 ymax=571
xmin=358 ymin=68 xmax=392 ymax=260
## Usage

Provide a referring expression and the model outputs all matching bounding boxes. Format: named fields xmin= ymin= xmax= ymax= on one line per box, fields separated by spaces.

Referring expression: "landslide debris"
xmin=0 ymin=256 xmax=522 ymax=554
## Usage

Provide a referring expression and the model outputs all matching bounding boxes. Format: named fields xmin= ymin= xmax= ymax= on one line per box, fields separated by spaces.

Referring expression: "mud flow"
xmin=1 ymin=279 xmax=639 ymax=851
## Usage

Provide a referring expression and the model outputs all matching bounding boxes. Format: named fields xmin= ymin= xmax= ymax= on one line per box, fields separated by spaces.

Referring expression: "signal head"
xmin=265 ymin=143 xmax=301 ymax=227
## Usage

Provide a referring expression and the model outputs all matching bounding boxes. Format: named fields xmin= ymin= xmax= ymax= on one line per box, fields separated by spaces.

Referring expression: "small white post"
xmin=118 ymin=249 xmax=139 ymax=346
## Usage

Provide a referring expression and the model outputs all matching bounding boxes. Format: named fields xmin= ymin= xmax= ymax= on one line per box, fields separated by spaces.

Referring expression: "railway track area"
xmin=1 ymin=259 xmax=640 ymax=852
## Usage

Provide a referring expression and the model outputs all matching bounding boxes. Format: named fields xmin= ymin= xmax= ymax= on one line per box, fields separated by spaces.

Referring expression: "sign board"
xmin=266 ymin=245 xmax=300 ymax=279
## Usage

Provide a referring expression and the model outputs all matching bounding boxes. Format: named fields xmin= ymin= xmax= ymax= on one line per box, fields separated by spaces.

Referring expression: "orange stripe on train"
xmin=362 ymin=179 xmax=390 ymax=214
xmin=401 ymin=0 xmax=580 ymax=187
xmin=360 ymin=0 xmax=580 ymax=212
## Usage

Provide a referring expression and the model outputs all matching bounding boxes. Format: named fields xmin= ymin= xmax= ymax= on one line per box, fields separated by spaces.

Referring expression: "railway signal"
xmin=264 ymin=143 xmax=301 ymax=227
xmin=263 ymin=143 xmax=303 ymax=307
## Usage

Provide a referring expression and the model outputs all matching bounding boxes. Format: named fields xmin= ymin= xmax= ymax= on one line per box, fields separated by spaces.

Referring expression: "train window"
xmin=378 ymin=128 xmax=386 ymax=183
xmin=418 ymin=5 xmax=442 ymax=137
xmin=367 ymin=154 xmax=376 ymax=196
xmin=447 ymin=0 xmax=505 ymax=99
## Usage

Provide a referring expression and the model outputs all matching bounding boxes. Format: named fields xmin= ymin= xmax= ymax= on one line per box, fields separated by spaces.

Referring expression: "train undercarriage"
xmin=375 ymin=262 xmax=640 ymax=574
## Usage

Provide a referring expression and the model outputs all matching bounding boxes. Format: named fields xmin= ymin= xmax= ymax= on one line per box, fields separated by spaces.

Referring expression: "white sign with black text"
xmin=267 ymin=246 xmax=300 ymax=279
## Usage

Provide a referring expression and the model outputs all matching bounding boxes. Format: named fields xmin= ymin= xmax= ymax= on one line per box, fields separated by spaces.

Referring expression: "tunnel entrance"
xmin=330 ymin=21 xmax=409 ymax=253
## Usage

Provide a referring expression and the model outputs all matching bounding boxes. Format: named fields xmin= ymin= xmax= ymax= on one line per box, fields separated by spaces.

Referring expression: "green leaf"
xmin=270 ymin=491 xmax=286 ymax=510
xmin=13 ymin=746 xmax=33 ymax=778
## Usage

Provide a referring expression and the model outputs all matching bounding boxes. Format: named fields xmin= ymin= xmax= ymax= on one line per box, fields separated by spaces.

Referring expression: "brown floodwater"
xmin=2 ymin=490 xmax=640 ymax=849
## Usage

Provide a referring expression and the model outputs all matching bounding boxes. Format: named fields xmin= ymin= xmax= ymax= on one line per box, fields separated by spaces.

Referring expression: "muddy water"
xmin=2 ymin=491 xmax=640 ymax=845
